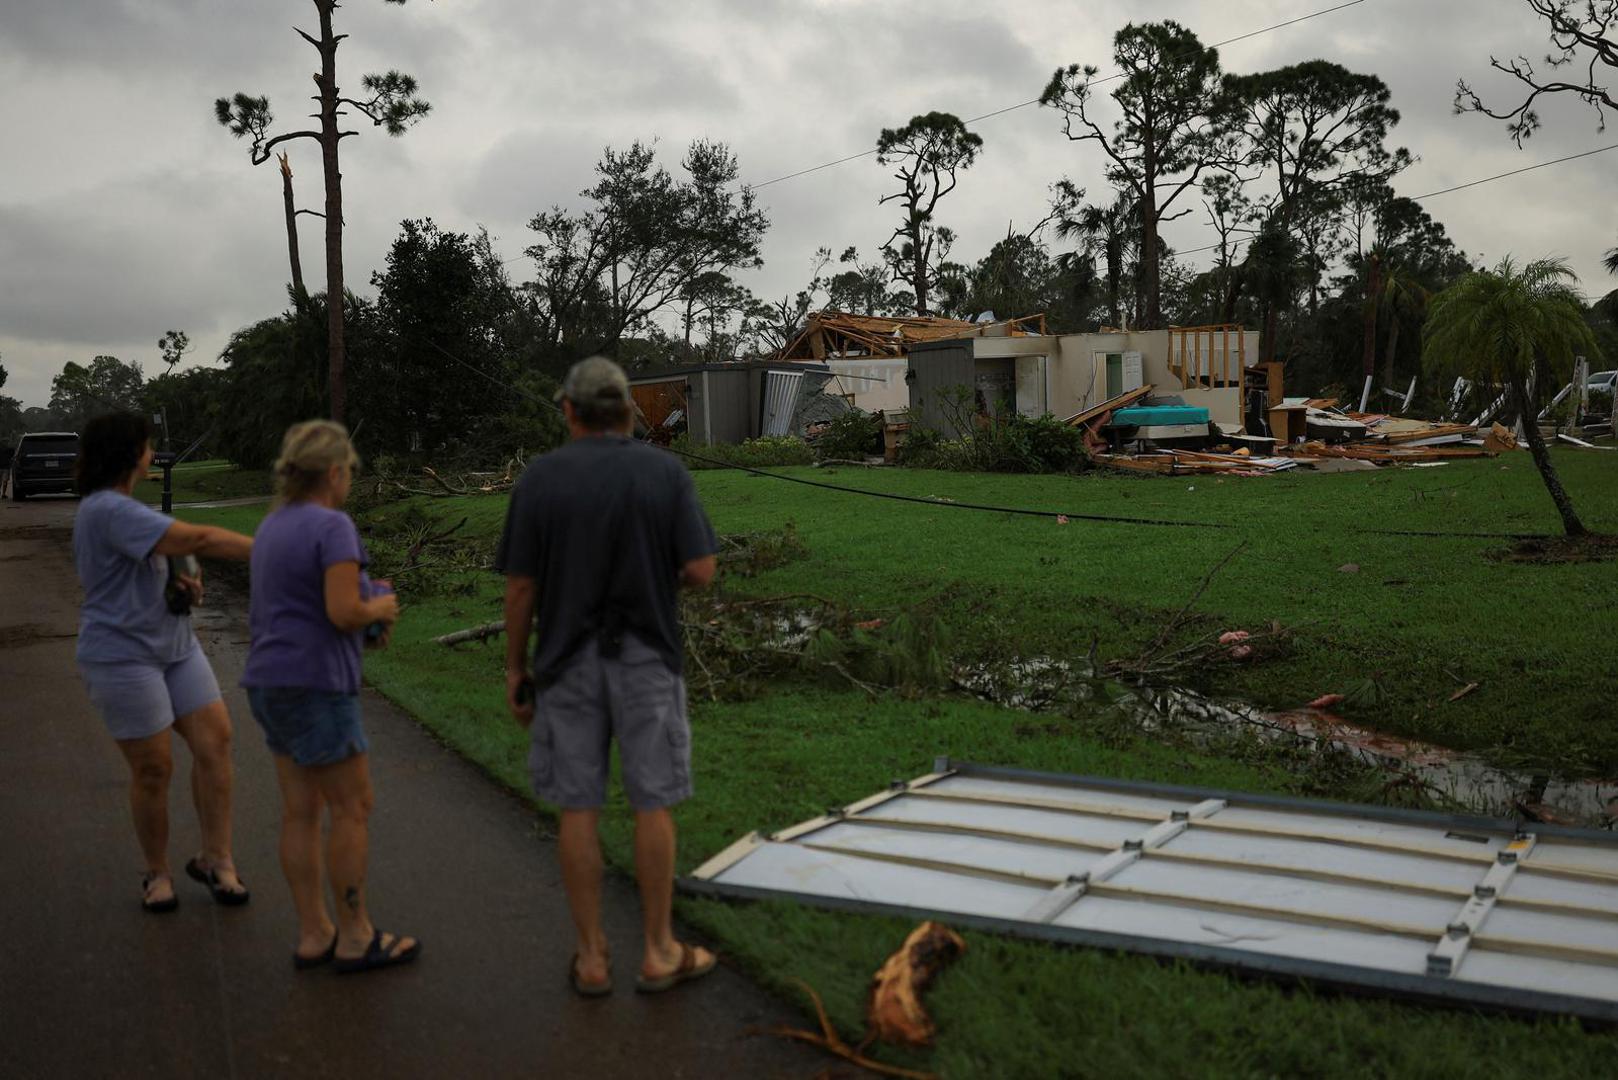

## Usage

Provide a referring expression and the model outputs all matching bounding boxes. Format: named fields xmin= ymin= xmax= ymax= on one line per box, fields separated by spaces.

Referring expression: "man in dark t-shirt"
xmin=496 ymin=355 xmax=720 ymax=998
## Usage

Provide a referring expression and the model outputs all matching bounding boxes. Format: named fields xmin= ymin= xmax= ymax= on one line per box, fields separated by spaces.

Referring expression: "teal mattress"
xmin=1110 ymin=405 xmax=1210 ymax=426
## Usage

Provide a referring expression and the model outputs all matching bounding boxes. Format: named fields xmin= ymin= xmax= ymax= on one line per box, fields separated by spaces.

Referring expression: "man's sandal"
xmin=635 ymin=944 xmax=717 ymax=994
xmin=185 ymin=857 xmax=251 ymax=907
xmin=141 ymin=872 xmax=178 ymax=914
xmin=335 ymin=930 xmax=421 ymax=975
xmin=569 ymin=953 xmax=614 ymax=998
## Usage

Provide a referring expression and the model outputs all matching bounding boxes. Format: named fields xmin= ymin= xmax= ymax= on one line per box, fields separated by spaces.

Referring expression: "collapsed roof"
xmin=778 ymin=310 xmax=1048 ymax=362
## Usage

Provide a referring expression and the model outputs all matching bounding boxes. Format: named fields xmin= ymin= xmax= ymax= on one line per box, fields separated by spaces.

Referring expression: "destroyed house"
xmin=777 ymin=310 xmax=1048 ymax=414
xmin=629 ymin=361 xmax=844 ymax=446
xmin=906 ymin=325 xmax=1273 ymax=437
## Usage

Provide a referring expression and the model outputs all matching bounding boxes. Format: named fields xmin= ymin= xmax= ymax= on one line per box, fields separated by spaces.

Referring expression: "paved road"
xmin=0 ymin=497 xmax=818 ymax=1079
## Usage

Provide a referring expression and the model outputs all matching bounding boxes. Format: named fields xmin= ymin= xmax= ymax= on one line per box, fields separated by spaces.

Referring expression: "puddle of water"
xmin=957 ymin=656 xmax=1618 ymax=829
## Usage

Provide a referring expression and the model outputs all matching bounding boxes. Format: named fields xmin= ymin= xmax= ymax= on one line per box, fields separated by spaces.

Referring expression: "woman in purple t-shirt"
xmin=243 ymin=420 xmax=419 ymax=973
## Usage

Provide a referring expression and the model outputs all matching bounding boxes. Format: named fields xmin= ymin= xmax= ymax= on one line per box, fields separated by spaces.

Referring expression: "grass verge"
xmin=177 ymin=451 xmax=1618 ymax=1078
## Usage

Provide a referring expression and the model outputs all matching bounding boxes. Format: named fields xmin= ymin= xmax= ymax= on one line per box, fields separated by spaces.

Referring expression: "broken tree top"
xmin=684 ymin=761 xmax=1618 ymax=1022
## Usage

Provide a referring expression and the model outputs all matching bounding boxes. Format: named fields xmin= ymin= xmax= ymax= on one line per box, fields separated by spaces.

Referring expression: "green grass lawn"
xmin=179 ymin=450 xmax=1618 ymax=1078
xmin=137 ymin=459 xmax=272 ymax=506
xmin=685 ymin=450 xmax=1618 ymax=775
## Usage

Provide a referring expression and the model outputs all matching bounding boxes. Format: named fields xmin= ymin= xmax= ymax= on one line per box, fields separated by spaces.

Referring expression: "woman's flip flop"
xmin=140 ymin=872 xmax=178 ymax=914
xmin=293 ymin=933 xmax=339 ymax=971
xmin=185 ymin=857 xmax=251 ymax=907
xmin=335 ymin=930 xmax=421 ymax=975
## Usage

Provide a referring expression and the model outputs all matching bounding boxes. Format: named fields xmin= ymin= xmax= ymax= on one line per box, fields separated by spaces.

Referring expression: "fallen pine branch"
xmin=423 ymin=465 xmax=470 ymax=495
xmin=434 ymin=620 xmax=505 ymax=647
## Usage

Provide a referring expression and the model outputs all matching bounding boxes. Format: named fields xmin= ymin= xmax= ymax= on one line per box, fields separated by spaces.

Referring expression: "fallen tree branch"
xmin=405 ymin=515 xmax=468 ymax=569
xmin=1146 ymin=541 xmax=1249 ymax=659
xmin=434 ymin=620 xmax=505 ymax=647
xmin=422 ymin=465 xmax=470 ymax=495
xmin=759 ymin=979 xmax=938 ymax=1080
xmin=813 ymin=458 xmax=883 ymax=469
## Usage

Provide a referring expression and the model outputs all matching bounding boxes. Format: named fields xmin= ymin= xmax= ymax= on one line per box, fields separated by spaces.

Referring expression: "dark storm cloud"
xmin=2 ymin=0 xmax=1615 ymax=408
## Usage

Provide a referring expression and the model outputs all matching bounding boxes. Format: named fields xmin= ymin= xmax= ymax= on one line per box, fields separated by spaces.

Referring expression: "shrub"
xmin=812 ymin=410 xmax=884 ymax=460
xmin=900 ymin=413 xmax=1089 ymax=474
xmin=672 ymin=434 xmax=815 ymax=470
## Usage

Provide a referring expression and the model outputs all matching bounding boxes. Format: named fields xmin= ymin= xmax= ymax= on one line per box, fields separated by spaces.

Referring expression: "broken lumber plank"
xmin=1063 ymin=384 xmax=1153 ymax=428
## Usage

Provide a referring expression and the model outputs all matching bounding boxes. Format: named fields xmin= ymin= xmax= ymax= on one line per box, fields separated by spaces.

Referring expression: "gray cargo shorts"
xmin=529 ymin=633 xmax=693 ymax=811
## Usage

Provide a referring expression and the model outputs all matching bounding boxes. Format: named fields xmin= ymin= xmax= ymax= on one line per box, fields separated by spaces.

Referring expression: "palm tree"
xmin=1056 ymin=193 xmax=1137 ymax=329
xmin=1381 ymin=264 xmax=1430 ymax=395
xmin=1243 ymin=221 xmax=1303 ymax=366
xmin=1423 ymin=257 xmax=1601 ymax=537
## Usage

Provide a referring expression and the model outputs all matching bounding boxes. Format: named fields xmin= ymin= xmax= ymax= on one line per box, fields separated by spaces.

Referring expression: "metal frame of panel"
xmin=681 ymin=758 xmax=1618 ymax=1023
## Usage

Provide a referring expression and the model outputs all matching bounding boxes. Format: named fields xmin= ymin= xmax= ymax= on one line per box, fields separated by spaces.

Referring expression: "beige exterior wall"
xmin=984 ymin=329 xmax=1259 ymax=430
xmin=825 ymin=358 xmax=909 ymax=413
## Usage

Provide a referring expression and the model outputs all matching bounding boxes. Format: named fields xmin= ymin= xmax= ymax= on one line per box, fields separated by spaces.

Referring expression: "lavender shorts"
xmin=78 ymin=643 xmax=223 ymax=742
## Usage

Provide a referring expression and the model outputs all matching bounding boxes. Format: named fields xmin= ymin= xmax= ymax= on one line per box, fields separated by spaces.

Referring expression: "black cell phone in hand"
xmin=515 ymin=677 xmax=535 ymax=707
xmin=164 ymin=555 xmax=199 ymax=615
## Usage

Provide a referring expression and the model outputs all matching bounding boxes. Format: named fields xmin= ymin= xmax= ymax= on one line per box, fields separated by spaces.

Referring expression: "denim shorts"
xmin=530 ymin=633 xmax=692 ymax=811
xmin=79 ymin=644 xmax=223 ymax=742
xmin=246 ymin=687 xmax=369 ymax=767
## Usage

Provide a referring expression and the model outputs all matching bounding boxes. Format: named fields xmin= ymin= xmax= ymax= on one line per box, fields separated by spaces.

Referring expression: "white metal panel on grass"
xmin=686 ymin=761 xmax=1618 ymax=1021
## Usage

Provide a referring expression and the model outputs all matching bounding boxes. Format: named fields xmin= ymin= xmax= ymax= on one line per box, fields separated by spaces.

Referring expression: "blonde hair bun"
xmin=274 ymin=420 xmax=360 ymax=502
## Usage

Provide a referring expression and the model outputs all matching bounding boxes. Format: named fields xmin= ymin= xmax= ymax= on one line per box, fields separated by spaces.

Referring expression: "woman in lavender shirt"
xmin=72 ymin=413 xmax=255 ymax=912
xmin=243 ymin=420 xmax=418 ymax=973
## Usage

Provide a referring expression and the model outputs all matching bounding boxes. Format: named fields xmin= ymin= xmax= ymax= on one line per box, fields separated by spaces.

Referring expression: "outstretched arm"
xmin=153 ymin=520 xmax=253 ymax=562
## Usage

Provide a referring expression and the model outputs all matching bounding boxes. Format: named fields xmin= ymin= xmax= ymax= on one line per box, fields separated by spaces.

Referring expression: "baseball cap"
xmin=557 ymin=355 xmax=631 ymax=405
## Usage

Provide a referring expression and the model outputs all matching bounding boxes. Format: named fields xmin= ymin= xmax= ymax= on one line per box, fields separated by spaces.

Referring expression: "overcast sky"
xmin=3 ymin=0 xmax=1615 ymax=408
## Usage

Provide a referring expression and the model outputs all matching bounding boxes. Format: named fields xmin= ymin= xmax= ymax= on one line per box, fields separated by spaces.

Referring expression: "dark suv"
xmin=6 ymin=432 xmax=80 ymax=500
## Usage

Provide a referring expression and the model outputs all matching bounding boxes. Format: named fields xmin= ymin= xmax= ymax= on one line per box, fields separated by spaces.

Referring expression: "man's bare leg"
xmin=559 ymin=809 xmax=610 ymax=984
xmin=634 ymin=808 xmax=713 ymax=980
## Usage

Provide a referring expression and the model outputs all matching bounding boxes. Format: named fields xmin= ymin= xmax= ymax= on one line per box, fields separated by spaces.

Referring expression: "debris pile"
xmin=1071 ymin=388 xmax=1536 ymax=477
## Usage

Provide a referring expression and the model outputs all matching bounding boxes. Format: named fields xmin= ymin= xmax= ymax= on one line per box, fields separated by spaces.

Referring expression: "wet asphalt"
xmin=0 ymin=496 xmax=819 ymax=1079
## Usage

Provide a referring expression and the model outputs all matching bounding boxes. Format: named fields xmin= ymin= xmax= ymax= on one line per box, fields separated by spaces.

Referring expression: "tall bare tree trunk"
xmin=1382 ymin=314 xmax=1401 ymax=397
xmin=911 ymin=218 xmax=929 ymax=316
xmin=316 ymin=0 xmax=347 ymax=424
xmin=1361 ymin=252 xmax=1382 ymax=387
xmin=1140 ymin=163 xmax=1161 ymax=330
xmin=1106 ymin=239 xmax=1122 ymax=329
xmin=1511 ymin=372 xmax=1586 ymax=537
xmin=277 ymin=152 xmax=305 ymax=297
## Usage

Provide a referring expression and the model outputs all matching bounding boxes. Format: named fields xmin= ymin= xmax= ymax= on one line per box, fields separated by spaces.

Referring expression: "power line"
xmin=749 ymin=0 xmax=1371 ymax=191
xmin=1174 ymin=142 xmax=1618 ymax=260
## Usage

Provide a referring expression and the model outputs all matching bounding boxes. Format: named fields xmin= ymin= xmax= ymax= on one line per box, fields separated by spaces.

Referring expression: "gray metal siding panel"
xmin=710 ymin=371 xmax=752 ymax=444
xmin=908 ymin=343 xmax=977 ymax=437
